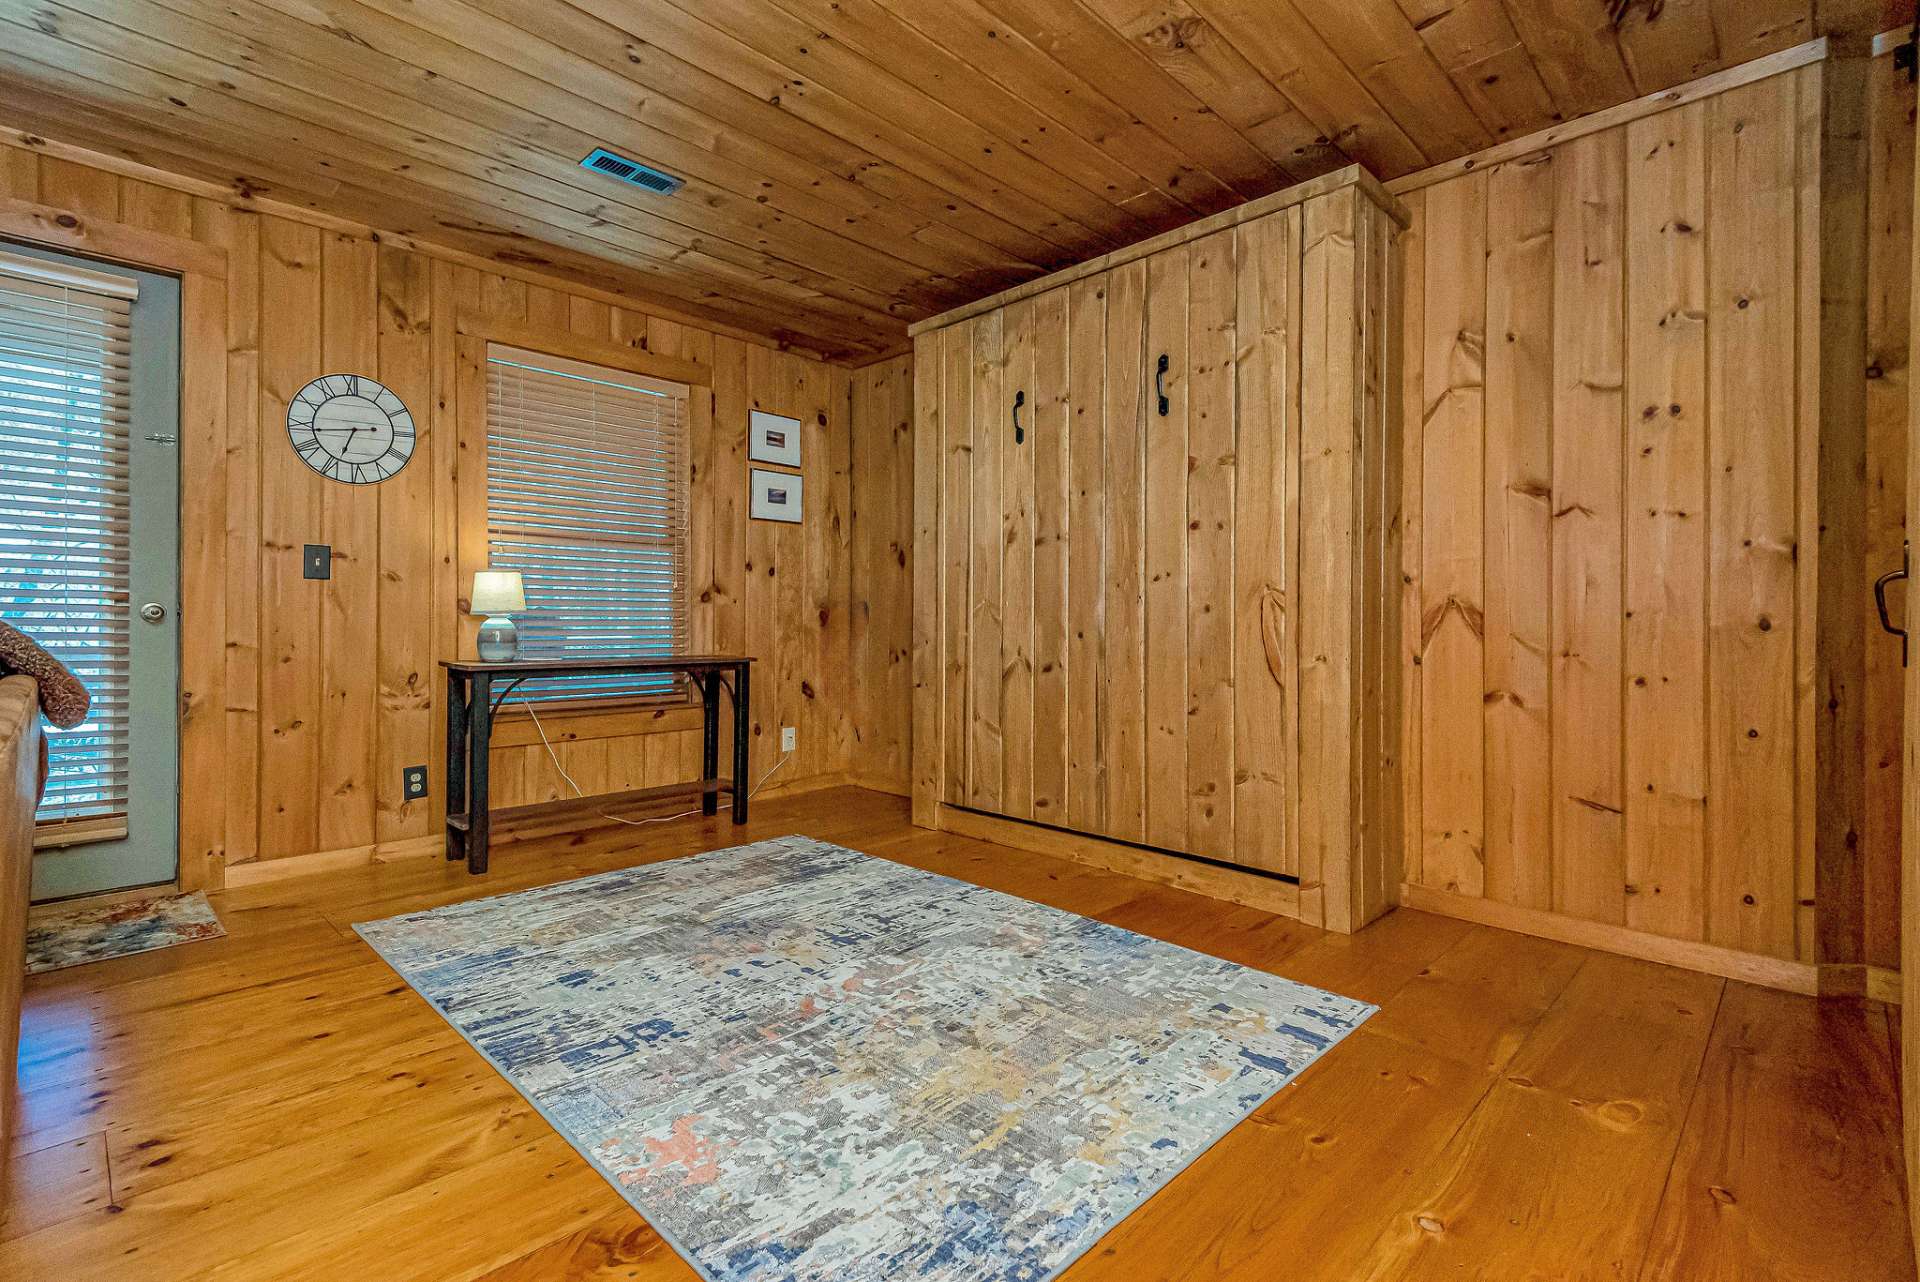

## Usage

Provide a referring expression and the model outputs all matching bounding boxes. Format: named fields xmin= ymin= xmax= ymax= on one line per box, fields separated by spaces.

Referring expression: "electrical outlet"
xmin=402 ymin=765 xmax=428 ymax=800
xmin=302 ymin=544 xmax=332 ymax=580
xmin=780 ymin=726 xmax=797 ymax=754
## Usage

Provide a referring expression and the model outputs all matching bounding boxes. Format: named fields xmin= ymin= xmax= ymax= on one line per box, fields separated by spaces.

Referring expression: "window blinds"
xmin=484 ymin=344 xmax=690 ymax=705
xmin=0 ymin=251 xmax=137 ymax=825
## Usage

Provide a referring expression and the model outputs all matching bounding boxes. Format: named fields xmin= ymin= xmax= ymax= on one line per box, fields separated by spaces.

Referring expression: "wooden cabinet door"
xmin=1064 ymin=274 xmax=1110 ymax=836
xmin=1028 ymin=289 xmax=1072 ymax=826
xmin=965 ymin=309 xmax=1006 ymax=813
xmin=998 ymin=299 xmax=1035 ymax=820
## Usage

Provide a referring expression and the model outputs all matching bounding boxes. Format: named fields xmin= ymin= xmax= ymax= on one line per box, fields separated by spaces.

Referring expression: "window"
xmin=484 ymin=343 xmax=690 ymax=705
xmin=0 ymin=250 xmax=136 ymax=827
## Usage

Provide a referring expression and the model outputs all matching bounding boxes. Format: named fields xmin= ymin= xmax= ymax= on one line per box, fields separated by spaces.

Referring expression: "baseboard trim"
xmin=222 ymin=835 xmax=443 ymax=889
xmin=933 ymin=805 xmax=1304 ymax=922
xmin=1398 ymin=883 xmax=1820 ymax=995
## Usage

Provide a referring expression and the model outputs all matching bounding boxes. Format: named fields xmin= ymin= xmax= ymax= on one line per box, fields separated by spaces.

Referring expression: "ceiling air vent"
xmin=579 ymin=147 xmax=683 ymax=195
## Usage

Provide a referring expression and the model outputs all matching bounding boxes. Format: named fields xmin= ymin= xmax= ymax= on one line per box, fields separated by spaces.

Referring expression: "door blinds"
xmin=0 ymin=250 xmax=137 ymax=826
xmin=484 ymin=344 xmax=690 ymax=705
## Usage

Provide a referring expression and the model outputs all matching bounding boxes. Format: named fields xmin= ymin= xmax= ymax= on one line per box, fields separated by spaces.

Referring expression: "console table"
xmin=441 ymin=656 xmax=753 ymax=874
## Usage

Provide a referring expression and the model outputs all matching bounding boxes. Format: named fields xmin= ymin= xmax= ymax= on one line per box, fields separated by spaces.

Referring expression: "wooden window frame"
xmin=452 ymin=312 xmax=714 ymax=739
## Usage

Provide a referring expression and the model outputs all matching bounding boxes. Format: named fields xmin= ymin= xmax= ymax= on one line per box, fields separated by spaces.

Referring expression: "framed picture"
xmin=750 ymin=467 xmax=803 ymax=523
xmin=749 ymin=410 xmax=802 ymax=468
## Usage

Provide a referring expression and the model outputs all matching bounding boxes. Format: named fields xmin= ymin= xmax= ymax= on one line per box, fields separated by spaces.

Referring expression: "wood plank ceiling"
xmin=0 ymin=0 xmax=1907 ymax=361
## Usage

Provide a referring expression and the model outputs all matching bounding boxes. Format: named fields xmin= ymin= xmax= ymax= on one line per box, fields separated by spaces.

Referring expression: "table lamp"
xmin=470 ymin=569 xmax=527 ymax=662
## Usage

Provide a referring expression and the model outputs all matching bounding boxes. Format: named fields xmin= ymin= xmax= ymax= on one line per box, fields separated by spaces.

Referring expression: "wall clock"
xmin=287 ymin=373 xmax=415 ymax=484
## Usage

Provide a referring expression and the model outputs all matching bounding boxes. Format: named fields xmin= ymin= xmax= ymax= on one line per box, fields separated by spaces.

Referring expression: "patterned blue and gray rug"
xmin=355 ymin=836 xmax=1372 ymax=1282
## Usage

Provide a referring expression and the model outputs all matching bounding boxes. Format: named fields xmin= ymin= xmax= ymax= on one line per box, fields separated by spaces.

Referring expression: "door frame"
xmin=7 ymin=240 xmax=182 ymax=900
xmin=0 ymin=193 xmax=228 ymax=892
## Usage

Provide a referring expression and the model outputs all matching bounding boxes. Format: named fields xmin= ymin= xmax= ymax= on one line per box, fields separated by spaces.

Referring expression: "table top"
xmin=441 ymin=655 xmax=754 ymax=676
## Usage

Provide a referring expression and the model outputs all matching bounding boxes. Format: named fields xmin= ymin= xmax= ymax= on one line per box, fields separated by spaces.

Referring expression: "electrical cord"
xmin=523 ymin=699 xmax=791 ymax=827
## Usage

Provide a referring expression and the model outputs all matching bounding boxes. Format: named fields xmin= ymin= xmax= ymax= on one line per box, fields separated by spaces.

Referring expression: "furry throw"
xmin=0 ymin=620 xmax=91 ymax=728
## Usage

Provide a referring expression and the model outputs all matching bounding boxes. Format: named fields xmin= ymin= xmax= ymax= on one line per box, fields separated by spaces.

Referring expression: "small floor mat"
xmin=25 ymin=890 xmax=225 ymax=974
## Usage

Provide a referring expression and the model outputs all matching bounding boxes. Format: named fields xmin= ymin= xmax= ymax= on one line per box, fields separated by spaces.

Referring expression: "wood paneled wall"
xmin=849 ymin=356 xmax=915 ymax=796
xmin=0 ymin=137 xmax=911 ymax=888
xmin=1398 ymin=49 xmax=1908 ymax=981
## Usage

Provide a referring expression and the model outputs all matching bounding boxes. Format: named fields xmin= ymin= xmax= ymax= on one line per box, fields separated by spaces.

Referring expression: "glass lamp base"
xmin=476 ymin=615 xmax=520 ymax=663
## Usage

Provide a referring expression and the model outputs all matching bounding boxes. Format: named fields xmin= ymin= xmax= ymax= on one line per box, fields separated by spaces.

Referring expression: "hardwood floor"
xmin=2 ymin=786 xmax=1908 ymax=1280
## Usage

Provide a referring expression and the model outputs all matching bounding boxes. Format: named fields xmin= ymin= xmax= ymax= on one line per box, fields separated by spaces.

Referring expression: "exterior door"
xmin=0 ymin=241 xmax=181 ymax=900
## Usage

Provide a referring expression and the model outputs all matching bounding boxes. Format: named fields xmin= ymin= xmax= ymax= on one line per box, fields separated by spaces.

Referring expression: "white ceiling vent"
xmin=579 ymin=148 xmax=683 ymax=195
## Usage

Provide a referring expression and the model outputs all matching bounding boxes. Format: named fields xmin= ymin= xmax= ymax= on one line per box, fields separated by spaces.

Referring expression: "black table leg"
xmin=468 ymin=672 xmax=493 ymax=874
xmin=732 ymin=662 xmax=750 ymax=824
xmin=445 ymin=672 xmax=468 ymax=861
xmin=700 ymin=671 xmax=719 ymax=816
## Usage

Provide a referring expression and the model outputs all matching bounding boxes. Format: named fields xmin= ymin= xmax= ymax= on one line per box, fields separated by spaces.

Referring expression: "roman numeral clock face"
xmin=287 ymin=374 xmax=415 ymax=484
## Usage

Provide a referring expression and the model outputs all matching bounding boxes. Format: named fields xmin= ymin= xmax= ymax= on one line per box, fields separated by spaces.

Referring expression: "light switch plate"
xmin=303 ymin=543 xmax=332 ymax=580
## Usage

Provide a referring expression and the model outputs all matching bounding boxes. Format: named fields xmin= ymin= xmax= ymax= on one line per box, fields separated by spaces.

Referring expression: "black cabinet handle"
xmin=1155 ymin=354 xmax=1169 ymax=417
xmin=1876 ymin=539 xmax=1909 ymax=667
xmin=1013 ymin=389 xmax=1026 ymax=445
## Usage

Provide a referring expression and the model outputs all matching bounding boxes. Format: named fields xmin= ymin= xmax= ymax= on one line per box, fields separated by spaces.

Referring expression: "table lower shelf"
xmin=446 ymin=777 xmax=736 ymax=834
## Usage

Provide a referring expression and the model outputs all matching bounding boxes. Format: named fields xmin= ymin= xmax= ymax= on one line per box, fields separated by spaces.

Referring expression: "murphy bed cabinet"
xmin=909 ymin=167 xmax=1407 ymax=934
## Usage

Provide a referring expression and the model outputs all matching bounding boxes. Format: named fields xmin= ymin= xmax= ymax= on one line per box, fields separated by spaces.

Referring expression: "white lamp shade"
xmin=470 ymin=569 xmax=526 ymax=615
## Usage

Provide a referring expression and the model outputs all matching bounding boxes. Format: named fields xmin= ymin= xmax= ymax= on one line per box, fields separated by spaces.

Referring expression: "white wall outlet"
xmin=781 ymin=726 xmax=797 ymax=753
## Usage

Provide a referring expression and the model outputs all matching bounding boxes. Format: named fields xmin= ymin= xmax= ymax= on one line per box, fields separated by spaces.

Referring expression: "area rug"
xmin=355 ymin=836 xmax=1373 ymax=1282
xmin=25 ymin=890 xmax=225 ymax=974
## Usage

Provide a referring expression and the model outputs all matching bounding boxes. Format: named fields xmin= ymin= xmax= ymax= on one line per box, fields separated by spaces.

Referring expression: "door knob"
xmin=139 ymin=602 xmax=167 ymax=624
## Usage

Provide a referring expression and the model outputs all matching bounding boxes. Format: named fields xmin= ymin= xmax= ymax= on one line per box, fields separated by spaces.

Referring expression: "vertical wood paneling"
xmin=256 ymin=218 xmax=323 ymax=860
xmin=1185 ymin=229 xmax=1237 ymax=854
xmin=1299 ymin=187 xmax=1360 ymax=927
xmin=709 ymin=334 xmax=751 ymax=778
xmin=1419 ymin=170 xmax=1488 ymax=896
xmin=220 ymin=210 xmax=262 ymax=869
xmin=1143 ymin=246 xmax=1189 ymax=852
xmin=1550 ymin=128 xmax=1628 ymax=926
xmin=911 ymin=334 xmax=943 ymax=823
xmin=1397 ymin=59 xmax=1894 ymax=976
xmin=1398 ymin=188 xmax=1426 ymax=890
xmin=967 ymin=310 xmax=1005 ymax=811
xmin=1482 ymin=152 xmax=1556 ymax=912
xmin=3 ymin=140 xmax=902 ymax=887
xmin=1232 ymin=208 xmax=1299 ymax=875
xmin=940 ymin=320 xmax=974 ymax=807
xmin=1064 ymin=275 xmax=1107 ymax=834
xmin=374 ymin=246 xmax=434 ymax=844
xmin=317 ymin=232 xmax=379 ymax=852
xmin=850 ymin=354 xmax=914 ymax=796
xmin=1624 ymin=102 xmax=1710 ymax=940
xmin=1103 ymin=259 xmax=1149 ymax=843
xmin=1000 ymin=298 xmax=1036 ymax=819
xmin=1030 ymin=288 xmax=1070 ymax=823
xmin=1862 ymin=54 xmax=1912 ymax=973
xmin=1705 ymin=74 xmax=1801 ymax=959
